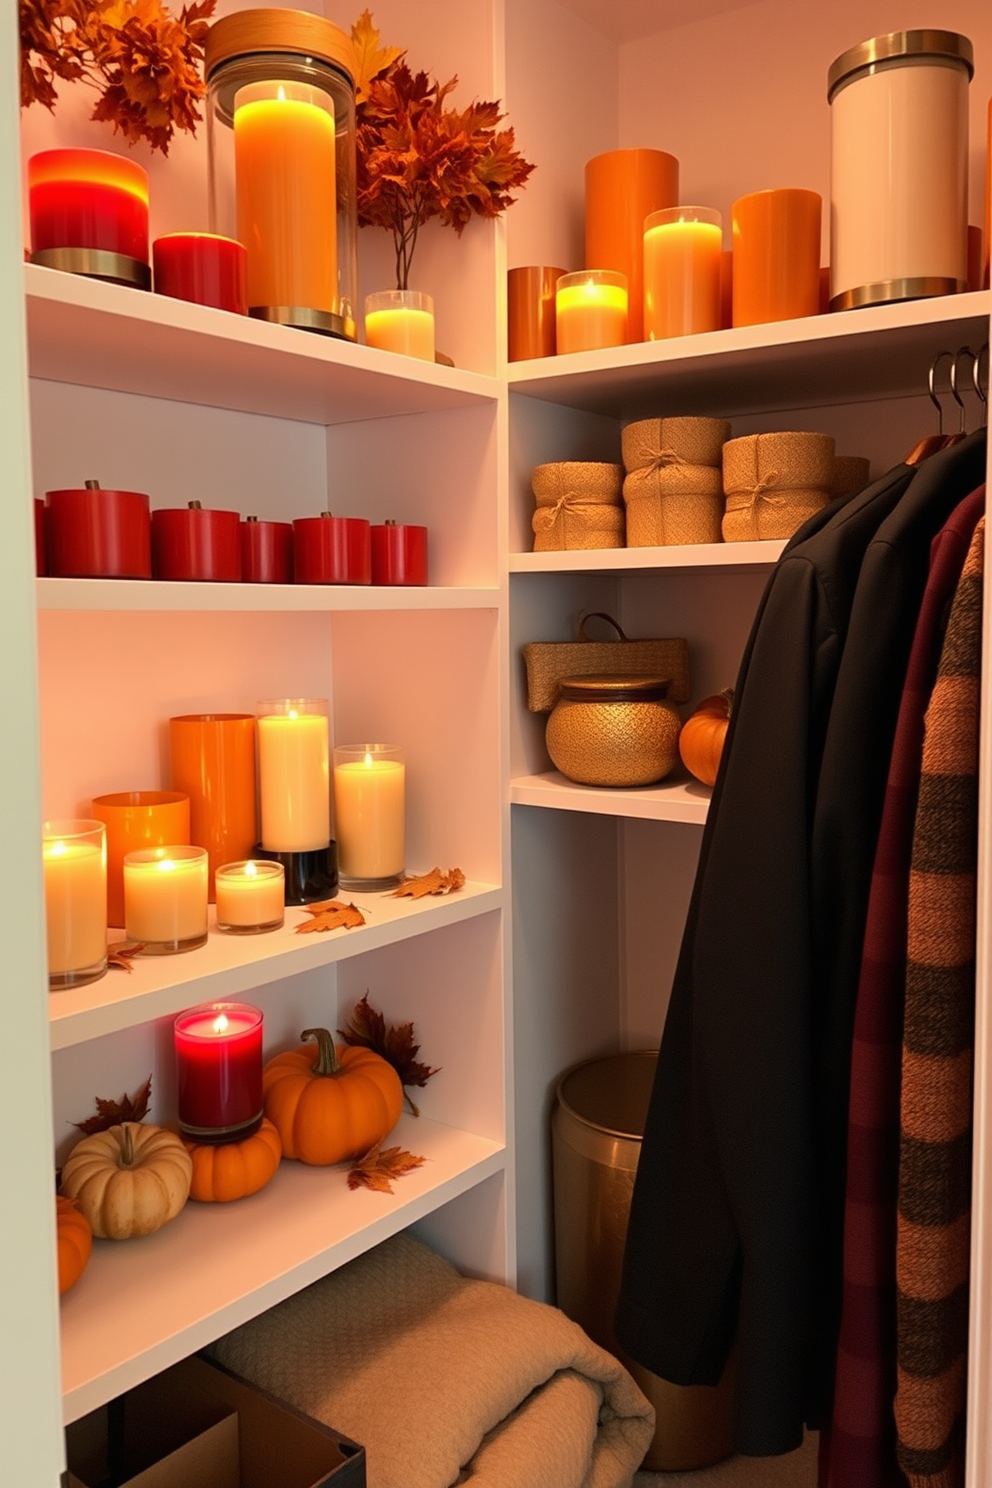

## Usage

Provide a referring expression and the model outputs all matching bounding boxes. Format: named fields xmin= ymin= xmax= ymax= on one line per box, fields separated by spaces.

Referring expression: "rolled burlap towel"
xmin=621 ymin=416 xmax=731 ymax=473
xmin=532 ymin=462 xmax=625 ymax=551
xmin=722 ymin=430 xmax=835 ymax=542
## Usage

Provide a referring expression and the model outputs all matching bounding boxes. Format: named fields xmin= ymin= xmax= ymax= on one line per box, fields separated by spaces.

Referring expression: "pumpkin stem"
xmin=301 ymin=1027 xmax=341 ymax=1077
xmin=720 ymin=687 xmax=735 ymax=717
xmin=118 ymin=1123 xmax=135 ymax=1167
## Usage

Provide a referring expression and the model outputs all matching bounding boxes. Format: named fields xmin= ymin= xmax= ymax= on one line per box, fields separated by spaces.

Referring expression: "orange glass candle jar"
xmin=556 ymin=271 xmax=628 ymax=355
xmin=91 ymin=790 xmax=190 ymax=928
xmin=643 ymin=207 xmax=723 ymax=339
xmin=169 ymin=713 xmax=258 ymax=899
xmin=28 ymin=148 xmax=150 ymax=289
xmin=584 ymin=148 xmax=678 ymax=342
xmin=731 ymin=188 xmax=822 ymax=327
xmin=507 ymin=266 xmax=567 ymax=361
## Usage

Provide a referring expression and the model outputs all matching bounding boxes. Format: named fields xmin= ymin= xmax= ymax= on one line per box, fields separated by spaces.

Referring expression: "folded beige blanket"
xmin=209 ymin=1232 xmax=655 ymax=1488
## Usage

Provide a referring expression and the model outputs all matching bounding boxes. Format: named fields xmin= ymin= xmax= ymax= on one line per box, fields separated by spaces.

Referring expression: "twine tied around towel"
xmin=642 ymin=445 xmax=691 ymax=475
xmin=723 ymin=469 xmax=789 ymax=519
xmin=533 ymin=491 xmax=612 ymax=531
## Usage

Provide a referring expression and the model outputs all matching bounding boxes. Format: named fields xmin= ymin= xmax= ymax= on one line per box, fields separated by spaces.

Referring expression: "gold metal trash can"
xmin=552 ymin=1050 xmax=735 ymax=1472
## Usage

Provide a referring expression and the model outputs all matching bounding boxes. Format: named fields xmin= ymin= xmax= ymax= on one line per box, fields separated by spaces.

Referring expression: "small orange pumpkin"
xmin=679 ymin=688 xmax=734 ymax=787
xmin=184 ymin=1117 xmax=283 ymax=1203
xmin=263 ymin=1027 xmax=403 ymax=1166
xmin=56 ymin=1195 xmax=93 ymax=1295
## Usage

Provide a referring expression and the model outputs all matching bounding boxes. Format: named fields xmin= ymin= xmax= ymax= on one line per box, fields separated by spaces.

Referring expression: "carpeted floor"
xmin=633 ymin=1432 xmax=818 ymax=1487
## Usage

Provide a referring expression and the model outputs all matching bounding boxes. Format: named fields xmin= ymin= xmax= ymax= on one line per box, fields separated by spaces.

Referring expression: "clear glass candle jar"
xmin=42 ymin=819 xmax=108 ymax=990
xmin=204 ymin=8 xmax=358 ymax=339
xmin=333 ymin=744 xmax=406 ymax=891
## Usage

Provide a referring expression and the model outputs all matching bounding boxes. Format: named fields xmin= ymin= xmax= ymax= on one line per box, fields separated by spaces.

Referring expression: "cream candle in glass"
xmin=555 ymin=270 xmax=628 ymax=354
xmin=364 ymin=289 xmax=435 ymax=360
xmin=123 ymin=845 xmax=208 ymax=953
xmin=43 ymin=819 xmax=107 ymax=989
xmin=256 ymin=699 xmax=330 ymax=853
xmin=643 ymin=206 xmax=723 ymax=339
xmin=333 ymin=744 xmax=405 ymax=890
xmin=215 ymin=859 xmax=285 ymax=933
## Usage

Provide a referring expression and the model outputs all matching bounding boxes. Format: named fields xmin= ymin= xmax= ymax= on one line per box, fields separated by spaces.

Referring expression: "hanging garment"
xmin=615 ymin=430 xmax=988 ymax=1456
xmin=820 ymin=486 xmax=985 ymax=1488
xmin=894 ymin=517 xmax=983 ymax=1488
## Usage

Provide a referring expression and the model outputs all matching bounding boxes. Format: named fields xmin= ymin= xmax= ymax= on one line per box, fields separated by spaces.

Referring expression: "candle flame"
xmin=46 ymin=840 xmax=68 ymax=858
xmin=156 ymin=857 xmax=177 ymax=873
xmin=364 ymin=751 xmax=374 ymax=767
xmin=245 ymin=861 xmax=258 ymax=879
xmin=213 ymin=1013 xmax=230 ymax=1034
xmin=277 ymin=84 xmax=286 ymax=102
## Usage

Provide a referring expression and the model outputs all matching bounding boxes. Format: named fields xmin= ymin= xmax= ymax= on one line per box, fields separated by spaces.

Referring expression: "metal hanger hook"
xmin=948 ymin=346 xmax=975 ymax=434
xmin=928 ymin=349 xmax=956 ymax=435
xmin=974 ymin=343 xmax=989 ymax=428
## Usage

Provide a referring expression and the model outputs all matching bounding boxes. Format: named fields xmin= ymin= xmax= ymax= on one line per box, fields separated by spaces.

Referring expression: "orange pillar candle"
xmin=234 ymin=80 xmax=337 ymax=318
xmin=507 ymin=266 xmax=567 ymax=360
xmin=731 ymin=188 xmax=822 ymax=327
xmin=556 ymin=271 xmax=628 ymax=354
xmin=643 ymin=207 xmax=723 ymax=339
xmin=585 ymin=148 xmax=679 ymax=342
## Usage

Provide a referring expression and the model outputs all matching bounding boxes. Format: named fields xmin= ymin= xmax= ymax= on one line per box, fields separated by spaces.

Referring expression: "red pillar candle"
xmin=152 ymin=502 xmax=242 ymax=581
xmin=371 ymin=521 xmax=429 ymax=585
xmin=293 ymin=513 xmax=371 ymax=584
xmin=174 ymin=1001 xmax=263 ymax=1141
xmin=46 ymin=482 xmax=152 ymax=578
xmin=241 ymin=517 xmax=293 ymax=583
xmin=28 ymin=148 xmax=150 ymax=289
xmin=34 ymin=499 xmax=46 ymax=576
xmin=153 ymin=233 xmax=248 ymax=314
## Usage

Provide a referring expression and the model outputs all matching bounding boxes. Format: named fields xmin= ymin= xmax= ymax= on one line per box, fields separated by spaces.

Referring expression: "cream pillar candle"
xmin=333 ymin=745 xmax=405 ymax=888
xmin=643 ymin=207 xmax=723 ymax=339
xmin=43 ymin=819 xmax=107 ymax=988
xmin=123 ymin=846 xmax=208 ymax=953
xmin=257 ymin=699 xmax=330 ymax=853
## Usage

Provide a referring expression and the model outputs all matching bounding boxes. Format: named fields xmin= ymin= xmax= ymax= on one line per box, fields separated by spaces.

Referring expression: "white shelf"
xmin=510 ymin=769 xmax=710 ymax=823
xmin=508 ymin=290 xmax=991 ymax=419
xmin=37 ymin=577 xmax=499 ymax=612
xmin=50 ymin=882 xmax=503 ymax=1051
xmin=60 ymin=1111 xmax=506 ymax=1423
xmin=509 ymin=539 xmax=784 ymax=573
xmin=25 ymin=263 xmax=500 ymax=424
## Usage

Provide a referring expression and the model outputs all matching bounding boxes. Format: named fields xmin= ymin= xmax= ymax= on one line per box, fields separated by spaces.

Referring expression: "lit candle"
xmin=28 ymin=148 xmax=150 ymax=288
xmin=643 ymin=207 xmax=723 ymax=339
xmin=364 ymin=290 xmax=435 ymax=361
xmin=555 ymin=271 xmax=628 ymax=354
xmin=257 ymin=699 xmax=330 ymax=853
xmin=233 ymin=80 xmax=337 ymax=315
xmin=174 ymin=1001 xmax=263 ymax=1140
xmin=43 ymin=820 xmax=107 ymax=989
xmin=333 ymin=745 xmax=405 ymax=889
xmin=215 ymin=860 xmax=285 ymax=933
xmin=123 ymin=846 xmax=208 ymax=953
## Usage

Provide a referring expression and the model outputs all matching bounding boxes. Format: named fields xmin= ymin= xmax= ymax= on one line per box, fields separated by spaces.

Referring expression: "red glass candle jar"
xmin=28 ymin=148 xmax=150 ymax=289
xmin=241 ymin=516 xmax=293 ymax=583
xmin=371 ymin=521 xmax=428 ymax=585
xmin=152 ymin=233 xmax=248 ymax=314
xmin=46 ymin=481 xmax=152 ymax=579
xmin=174 ymin=1000 xmax=263 ymax=1142
xmin=152 ymin=502 xmax=242 ymax=582
xmin=293 ymin=513 xmax=371 ymax=584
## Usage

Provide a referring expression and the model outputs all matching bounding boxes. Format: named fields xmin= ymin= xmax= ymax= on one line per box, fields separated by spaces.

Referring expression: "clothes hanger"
xmin=904 ymin=349 xmax=957 ymax=464
xmin=945 ymin=344 xmax=976 ymax=444
xmin=973 ymin=342 xmax=989 ymax=427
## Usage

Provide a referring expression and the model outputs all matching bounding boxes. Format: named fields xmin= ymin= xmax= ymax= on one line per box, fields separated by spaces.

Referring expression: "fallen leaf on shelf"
xmin=390 ymin=867 xmax=465 ymax=899
xmin=72 ymin=1076 xmax=153 ymax=1135
xmin=294 ymin=900 xmax=367 ymax=934
xmin=347 ymin=1142 xmax=426 ymax=1193
xmin=107 ymin=941 xmax=145 ymax=971
xmin=339 ymin=991 xmax=441 ymax=1116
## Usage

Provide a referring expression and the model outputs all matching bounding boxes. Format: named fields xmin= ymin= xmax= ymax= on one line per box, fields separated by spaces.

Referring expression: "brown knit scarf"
xmin=894 ymin=516 xmax=984 ymax=1487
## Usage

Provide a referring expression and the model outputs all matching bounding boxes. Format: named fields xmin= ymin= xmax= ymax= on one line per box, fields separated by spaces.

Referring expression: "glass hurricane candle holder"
xmin=43 ymin=819 xmax=107 ymax=990
xmin=643 ymin=206 xmax=723 ymax=339
xmin=364 ymin=289 xmax=435 ymax=361
xmin=555 ymin=270 xmax=628 ymax=354
xmin=174 ymin=1001 xmax=263 ymax=1142
xmin=333 ymin=744 xmax=405 ymax=891
xmin=204 ymin=8 xmax=358 ymax=339
xmin=123 ymin=845 xmax=209 ymax=954
xmin=215 ymin=860 xmax=285 ymax=933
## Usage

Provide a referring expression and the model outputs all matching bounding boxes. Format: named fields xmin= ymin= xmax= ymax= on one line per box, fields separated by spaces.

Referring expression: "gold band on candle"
xmin=30 ymin=246 xmax=151 ymax=289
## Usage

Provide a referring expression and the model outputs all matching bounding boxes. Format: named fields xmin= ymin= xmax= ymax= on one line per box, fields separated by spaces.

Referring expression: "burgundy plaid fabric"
xmin=820 ymin=488 xmax=985 ymax=1488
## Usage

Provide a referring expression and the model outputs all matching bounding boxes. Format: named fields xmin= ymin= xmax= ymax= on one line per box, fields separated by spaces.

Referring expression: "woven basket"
xmin=621 ymin=416 xmax=731 ymax=472
xmin=722 ymin=430 xmax=835 ymax=542
xmin=531 ymin=462 xmax=624 ymax=551
xmin=831 ymin=454 xmax=871 ymax=499
xmin=522 ymin=612 xmax=690 ymax=712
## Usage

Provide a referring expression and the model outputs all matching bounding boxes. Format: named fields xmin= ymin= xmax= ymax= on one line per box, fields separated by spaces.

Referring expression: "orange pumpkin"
xmin=263 ymin=1027 xmax=403 ymax=1166
xmin=679 ymin=688 xmax=734 ymax=787
xmin=184 ymin=1117 xmax=283 ymax=1203
xmin=56 ymin=1195 xmax=92 ymax=1295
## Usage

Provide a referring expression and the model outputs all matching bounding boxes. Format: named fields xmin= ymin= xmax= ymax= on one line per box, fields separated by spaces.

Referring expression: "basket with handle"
xmin=522 ymin=612 xmax=690 ymax=712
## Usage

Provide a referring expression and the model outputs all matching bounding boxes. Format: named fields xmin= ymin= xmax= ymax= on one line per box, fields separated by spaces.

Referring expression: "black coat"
xmin=614 ymin=431 xmax=988 ymax=1455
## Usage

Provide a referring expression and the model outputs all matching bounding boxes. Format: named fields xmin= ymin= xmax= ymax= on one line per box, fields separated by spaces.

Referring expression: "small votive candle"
xmin=643 ymin=206 xmax=723 ymax=339
xmin=123 ymin=845 xmax=208 ymax=954
xmin=215 ymin=860 xmax=285 ymax=933
xmin=174 ymin=1001 xmax=263 ymax=1142
xmin=43 ymin=819 xmax=107 ymax=990
xmin=333 ymin=744 xmax=405 ymax=891
xmin=365 ymin=290 xmax=436 ymax=361
xmin=28 ymin=148 xmax=151 ymax=289
xmin=555 ymin=270 xmax=628 ymax=354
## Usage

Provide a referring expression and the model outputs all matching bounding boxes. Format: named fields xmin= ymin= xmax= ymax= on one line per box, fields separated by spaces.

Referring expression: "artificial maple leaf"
xmin=72 ymin=1075 xmax=152 ymax=1134
xmin=107 ymin=941 xmax=144 ymax=971
xmin=347 ymin=1141 xmax=426 ymax=1193
xmin=338 ymin=991 xmax=440 ymax=1115
xmin=391 ymin=867 xmax=465 ymax=899
xmin=350 ymin=7 xmax=404 ymax=105
xmin=294 ymin=899 xmax=367 ymax=935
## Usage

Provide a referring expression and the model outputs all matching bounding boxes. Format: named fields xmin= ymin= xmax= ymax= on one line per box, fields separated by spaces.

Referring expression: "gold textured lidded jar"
xmin=827 ymin=30 xmax=973 ymax=311
xmin=205 ymin=8 xmax=358 ymax=338
xmin=545 ymin=675 xmax=681 ymax=787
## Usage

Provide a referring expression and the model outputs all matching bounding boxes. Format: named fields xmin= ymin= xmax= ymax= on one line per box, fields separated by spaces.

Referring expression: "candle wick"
xmin=188 ymin=500 xmax=203 ymax=510
xmin=84 ymin=479 xmax=101 ymax=490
